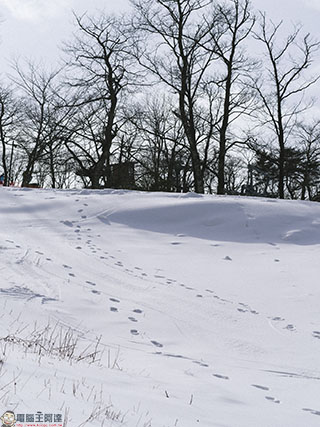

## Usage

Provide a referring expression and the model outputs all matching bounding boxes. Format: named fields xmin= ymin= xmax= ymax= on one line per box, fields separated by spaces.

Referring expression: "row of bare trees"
xmin=1 ymin=0 xmax=320 ymax=199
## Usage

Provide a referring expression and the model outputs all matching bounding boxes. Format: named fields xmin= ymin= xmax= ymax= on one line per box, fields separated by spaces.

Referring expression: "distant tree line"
xmin=1 ymin=0 xmax=320 ymax=200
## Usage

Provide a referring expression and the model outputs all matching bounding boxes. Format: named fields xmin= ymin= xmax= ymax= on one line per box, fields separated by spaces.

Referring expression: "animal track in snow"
xmin=302 ymin=408 xmax=320 ymax=416
xmin=61 ymin=220 xmax=73 ymax=227
xmin=192 ymin=360 xmax=209 ymax=367
xmin=128 ymin=317 xmax=137 ymax=322
xmin=284 ymin=324 xmax=296 ymax=332
xmin=272 ymin=316 xmax=285 ymax=321
xmin=109 ymin=298 xmax=120 ymax=303
xmin=237 ymin=302 xmax=259 ymax=315
xmin=212 ymin=374 xmax=229 ymax=380
xmin=86 ymin=281 xmax=96 ymax=286
xmin=130 ymin=329 xmax=139 ymax=335
xmin=150 ymin=340 xmax=163 ymax=348
xmin=312 ymin=331 xmax=320 ymax=339
xmin=110 ymin=307 xmax=118 ymax=312
xmin=265 ymin=396 xmax=281 ymax=404
xmin=133 ymin=309 xmax=143 ymax=314
xmin=251 ymin=384 xmax=269 ymax=391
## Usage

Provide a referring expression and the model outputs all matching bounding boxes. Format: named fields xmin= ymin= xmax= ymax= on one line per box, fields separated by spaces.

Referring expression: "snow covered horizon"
xmin=0 ymin=187 xmax=320 ymax=426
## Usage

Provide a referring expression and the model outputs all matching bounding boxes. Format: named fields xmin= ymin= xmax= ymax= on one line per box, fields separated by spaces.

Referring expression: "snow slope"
xmin=0 ymin=187 xmax=320 ymax=426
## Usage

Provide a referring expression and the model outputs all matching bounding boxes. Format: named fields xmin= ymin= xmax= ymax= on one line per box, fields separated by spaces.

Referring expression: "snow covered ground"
xmin=0 ymin=187 xmax=320 ymax=426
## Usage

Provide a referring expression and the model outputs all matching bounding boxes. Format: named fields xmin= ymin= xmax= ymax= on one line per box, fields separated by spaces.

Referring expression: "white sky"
xmin=0 ymin=0 xmax=319 ymax=76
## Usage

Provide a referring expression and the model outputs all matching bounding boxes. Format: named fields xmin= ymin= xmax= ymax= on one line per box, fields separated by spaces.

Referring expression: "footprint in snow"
xmin=265 ymin=396 xmax=281 ymax=404
xmin=151 ymin=340 xmax=163 ymax=348
xmin=272 ymin=316 xmax=285 ymax=321
xmin=74 ymin=229 xmax=81 ymax=233
xmin=92 ymin=290 xmax=101 ymax=295
xmin=61 ymin=220 xmax=73 ymax=227
xmin=109 ymin=298 xmax=120 ymax=303
xmin=133 ymin=309 xmax=143 ymax=314
xmin=130 ymin=329 xmax=139 ymax=336
xmin=78 ymin=209 xmax=83 ymax=213
xmin=63 ymin=264 xmax=72 ymax=269
xmin=193 ymin=360 xmax=209 ymax=367
xmin=35 ymin=251 xmax=44 ymax=255
xmin=284 ymin=324 xmax=296 ymax=332
xmin=251 ymin=384 xmax=269 ymax=391
xmin=76 ymin=246 xmax=82 ymax=250
xmin=302 ymin=408 xmax=320 ymax=416
xmin=213 ymin=374 xmax=229 ymax=380
xmin=223 ymin=256 xmax=232 ymax=261
xmin=81 ymin=215 xmax=87 ymax=219
xmin=68 ymin=273 xmax=75 ymax=277
xmin=171 ymin=242 xmax=182 ymax=245
xmin=86 ymin=281 xmax=96 ymax=286
xmin=110 ymin=307 xmax=118 ymax=312
xmin=128 ymin=317 xmax=137 ymax=322
xmin=312 ymin=331 xmax=320 ymax=339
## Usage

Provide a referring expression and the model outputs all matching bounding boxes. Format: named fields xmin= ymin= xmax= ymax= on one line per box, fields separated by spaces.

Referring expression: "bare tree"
xmin=252 ymin=14 xmax=320 ymax=199
xmin=205 ymin=0 xmax=256 ymax=194
xmin=10 ymin=61 xmax=64 ymax=187
xmin=295 ymin=120 xmax=320 ymax=200
xmin=63 ymin=13 xmax=138 ymax=188
xmin=0 ymin=85 xmax=20 ymax=185
xmin=126 ymin=95 xmax=190 ymax=191
xmin=132 ymin=0 xmax=217 ymax=193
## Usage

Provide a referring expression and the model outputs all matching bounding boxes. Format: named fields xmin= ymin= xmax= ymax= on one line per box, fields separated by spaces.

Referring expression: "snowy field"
xmin=0 ymin=187 xmax=320 ymax=426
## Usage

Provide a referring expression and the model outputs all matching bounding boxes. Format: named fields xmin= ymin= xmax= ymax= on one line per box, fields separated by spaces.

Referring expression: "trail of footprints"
xmin=18 ymin=202 xmax=319 ymax=416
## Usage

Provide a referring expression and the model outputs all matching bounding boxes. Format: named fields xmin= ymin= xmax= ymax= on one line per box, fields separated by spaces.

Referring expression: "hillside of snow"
xmin=0 ymin=187 xmax=320 ymax=427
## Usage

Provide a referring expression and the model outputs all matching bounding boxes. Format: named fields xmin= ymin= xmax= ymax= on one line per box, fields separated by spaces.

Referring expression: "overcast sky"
xmin=0 ymin=0 xmax=319 ymax=77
